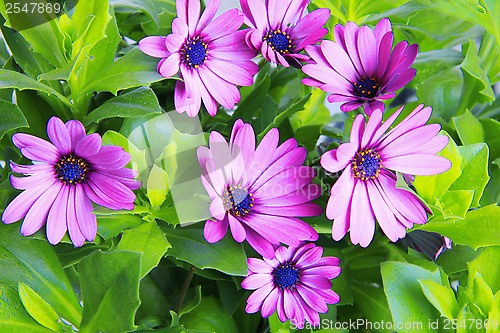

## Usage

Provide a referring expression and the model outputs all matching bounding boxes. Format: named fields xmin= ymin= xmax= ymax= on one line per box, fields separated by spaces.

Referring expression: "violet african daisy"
xmin=321 ymin=105 xmax=451 ymax=247
xmin=302 ymin=18 xmax=418 ymax=115
xmin=138 ymin=0 xmax=258 ymax=117
xmin=198 ymin=119 xmax=321 ymax=259
xmin=2 ymin=117 xmax=140 ymax=246
xmin=241 ymin=0 xmax=330 ymax=67
xmin=242 ymin=243 xmax=341 ymax=328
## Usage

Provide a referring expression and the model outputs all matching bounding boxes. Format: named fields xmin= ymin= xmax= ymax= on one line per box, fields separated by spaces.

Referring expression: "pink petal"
xmin=138 ymin=36 xmax=170 ymax=58
xmin=240 ymin=0 xmax=267 ymax=29
xmin=47 ymin=117 xmax=71 ymax=155
xmin=201 ymin=9 xmax=243 ymax=41
xmin=383 ymin=154 xmax=452 ymax=175
xmin=75 ymin=184 xmax=97 ymax=241
xmin=349 ymin=181 xmax=375 ymax=247
xmin=357 ymin=25 xmax=378 ymax=77
xmin=66 ymin=186 xmax=85 ymax=247
xmin=65 ymin=120 xmax=86 ymax=147
xmin=203 ymin=218 xmax=228 ymax=243
xmin=46 ymin=185 xmax=69 ymax=245
xmin=74 ymin=134 xmax=101 ymax=159
xmin=158 ymin=53 xmax=181 ymax=78
xmin=21 ymin=182 xmax=62 ymax=236
xmin=196 ymin=0 xmax=220 ymax=33
xmin=228 ymin=215 xmax=246 ymax=242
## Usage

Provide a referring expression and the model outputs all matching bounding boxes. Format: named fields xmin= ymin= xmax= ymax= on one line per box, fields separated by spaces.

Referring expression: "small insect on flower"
xmin=2 ymin=117 xmax=141 ymax=246
xmin=242 ymin=243 xmax=341 ymax=328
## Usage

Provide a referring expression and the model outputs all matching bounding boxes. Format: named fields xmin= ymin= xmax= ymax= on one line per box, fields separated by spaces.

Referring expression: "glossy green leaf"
xmin=471 ymin=272 xmax=494 ymax=316
xmin=480 ymin=118 xmax=500 ymax=161
xmin=163 ymin=228 xmax=247 ymax=276
xmin=18 ymin=283 xmax=64 ymax=333
xmin=0 ymin=284 xmax=54 ymax=333
xmin=468 ymin=246 xmax=500 ymax=294
xmin=487 ymin=291 xmax=500 ymax=333
xmin=0 ymin=99 xmax=28 ymax=140
xmin=228 ymin=75 xmax=271 ymax=127
xmin=419 ymin=279 xmax=459 ymax=320
xmin=96 ymin=212 xmax=144 ymax=240
xmin=381 ymin=261 xmax=442 ymax=332
xmin=439 ymin=190 xmax=474 ymax=219
xmin=179 ymin=296 xmax=238 ymax=333
xmin=84 ymin=87 xmax=163 ymax=125
xmin=72 ymin=0 xmax=112 ymax=56
xmin=0 ymin=69 xmax=75 ymax=112
xmin=414 ymin=133 xmax=462 ymax=202
xmin=0 ymin=224 xmax=82 ymax=326
xmin=420 ymin=205 xmax=500 ymax=250
xmin=450 ymin=143 xmax=490 ymax=207
xmin=0 ymin=13 xmax=66 ymax=67
xmin=117 ymin=221 xmax=171 ymax=278
xmin=452 ymin=109 xmax=485 ymax=145
xmin=110 ymin=0 xmax=159 ymax=28
xmin=415 ymin=68 xmax=462 ymax=121
xmin=456 ymin=304 xmax=480 ymax=333
xmin=78 ymin=250 xmax=142 ymax=333
xmin=352 ymin=282 xmax=392 ymax=333
xmin=81 ymin=47 xmax=164 ymax=95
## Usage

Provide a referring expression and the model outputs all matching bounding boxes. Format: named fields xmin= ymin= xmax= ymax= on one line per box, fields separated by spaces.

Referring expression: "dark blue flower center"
xmin=55 ymin=155 xmax=89 ymax=185
xmin=222 ymin=185 xmax=254 ymax=217
xmin=263 ymin=30 xmax=293 ymax=54
xmin=273 ymin=263 xmax=300 ymax=289
xmin=352 ymin=149 xmax=382 ymax=181
xmin=353 ymin=78 xmax=379 ymax=98
xmin=181 ymin=37 xmax=208 ymax=68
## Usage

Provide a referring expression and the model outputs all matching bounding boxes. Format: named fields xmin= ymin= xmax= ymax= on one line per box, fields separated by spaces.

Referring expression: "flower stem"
xmin=175 ymin=265 xmax=195 ymax=314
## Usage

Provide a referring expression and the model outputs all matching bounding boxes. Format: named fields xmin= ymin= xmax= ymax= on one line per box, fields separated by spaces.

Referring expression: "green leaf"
xmin=381 ymin=261 xmax=442 ymax=332
xmin=0 ymin=99 xmax=28 ymax=140
xmin=419 ymin=205 xmax=500 ymax=250
xmin=414 ymin=133 xmax=462 ymax=202
xmin=110 ymin=0 xmax=159 ymax=28
xmin=117 ymin=221 xmax=172 ymax=278
xmin=468 ymin=246 xmax=500 ymax=294
xmin=84 ymin=87 xmax=163 ymax=125
xmin=146 ymin=164 xmax=169 ymax=207
xmin=352 ymin=282 xmax=392 ymax=333
xmin=450 ymin=143 xmax=490 ymax=207
xmin=18 ymin=283 xmax=64 ymax=333
xmin=78 ymin=250 xmax=142 ymax=333
xmin=415 ymin=68 xmax=463 ymax=121
xmin=487 ymin=291 xmax=500 ymax=333
xmin=163 ymin=228 xmax=247 ymax=276
xmin=0 ymin=284 xmax=54 ymax=333
xmin=460 ymin=40 xmax=495 ymax=107
xmin=258 ymin=93 xmax=311 ymax=140
xmin=456 ymin=304 xmax=480 ymax=333
xmin=0 ymin=14 xmax=66 ymax=67
xmin=0 ymin=223 xmax=82 ymax=326
xmin=228 ymin=75 xmax=271 ymax=127
xmin=419 ymin=279 xmax=459 ymax=320
xmin=71 ymin=0 xmax=112 ymax=56
xmin=179 ymin=296 xmax=238 ymax=333
xmin=439 ymin=190 xmax=474 ymax=219
xmin=0 ymin=69 xmax=75 ymax=112
xmin=81 ymin=47 xmax=164 ymax=95
xmin=480 ymin=118 xmax=500 ymax=161
xmin=96 ymin=212 xmax=143 ymax=240
xmin=452 ymin=109 xmax=485 ymax=145
xmin=471 ymin=272 xmax=494 ymax=316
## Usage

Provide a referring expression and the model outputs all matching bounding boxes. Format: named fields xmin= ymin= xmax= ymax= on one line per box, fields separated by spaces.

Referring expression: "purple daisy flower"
xmin=197 ymin=119 xmax=321 ymax=259
xmin=242 ymin=243 xmax=341 ymax=328
xmin=320 ymin=105 xmax=451 ymax=247
xmin=302 ymin=18 xmax=418 ymax=115
xmin=138 ymin=0 xmax=258 ymax=117
xmin=2 ymin=117 xmax=141 ymax=246
xmin=240 ymin=0 xmax=330 ymax=67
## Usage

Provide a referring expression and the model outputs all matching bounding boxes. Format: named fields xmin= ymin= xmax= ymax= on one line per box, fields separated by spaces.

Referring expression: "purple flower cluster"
xmin=1 ymin=0 xmax=455 ymax=329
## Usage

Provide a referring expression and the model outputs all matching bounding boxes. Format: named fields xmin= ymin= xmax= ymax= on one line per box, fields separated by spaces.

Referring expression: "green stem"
xmin=175 ymin=265 xmax=195 ymax=314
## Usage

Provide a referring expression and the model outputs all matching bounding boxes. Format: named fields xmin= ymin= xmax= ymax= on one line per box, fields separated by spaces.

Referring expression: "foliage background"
xmin=0 ymin=0 xmax=499 ymax=332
